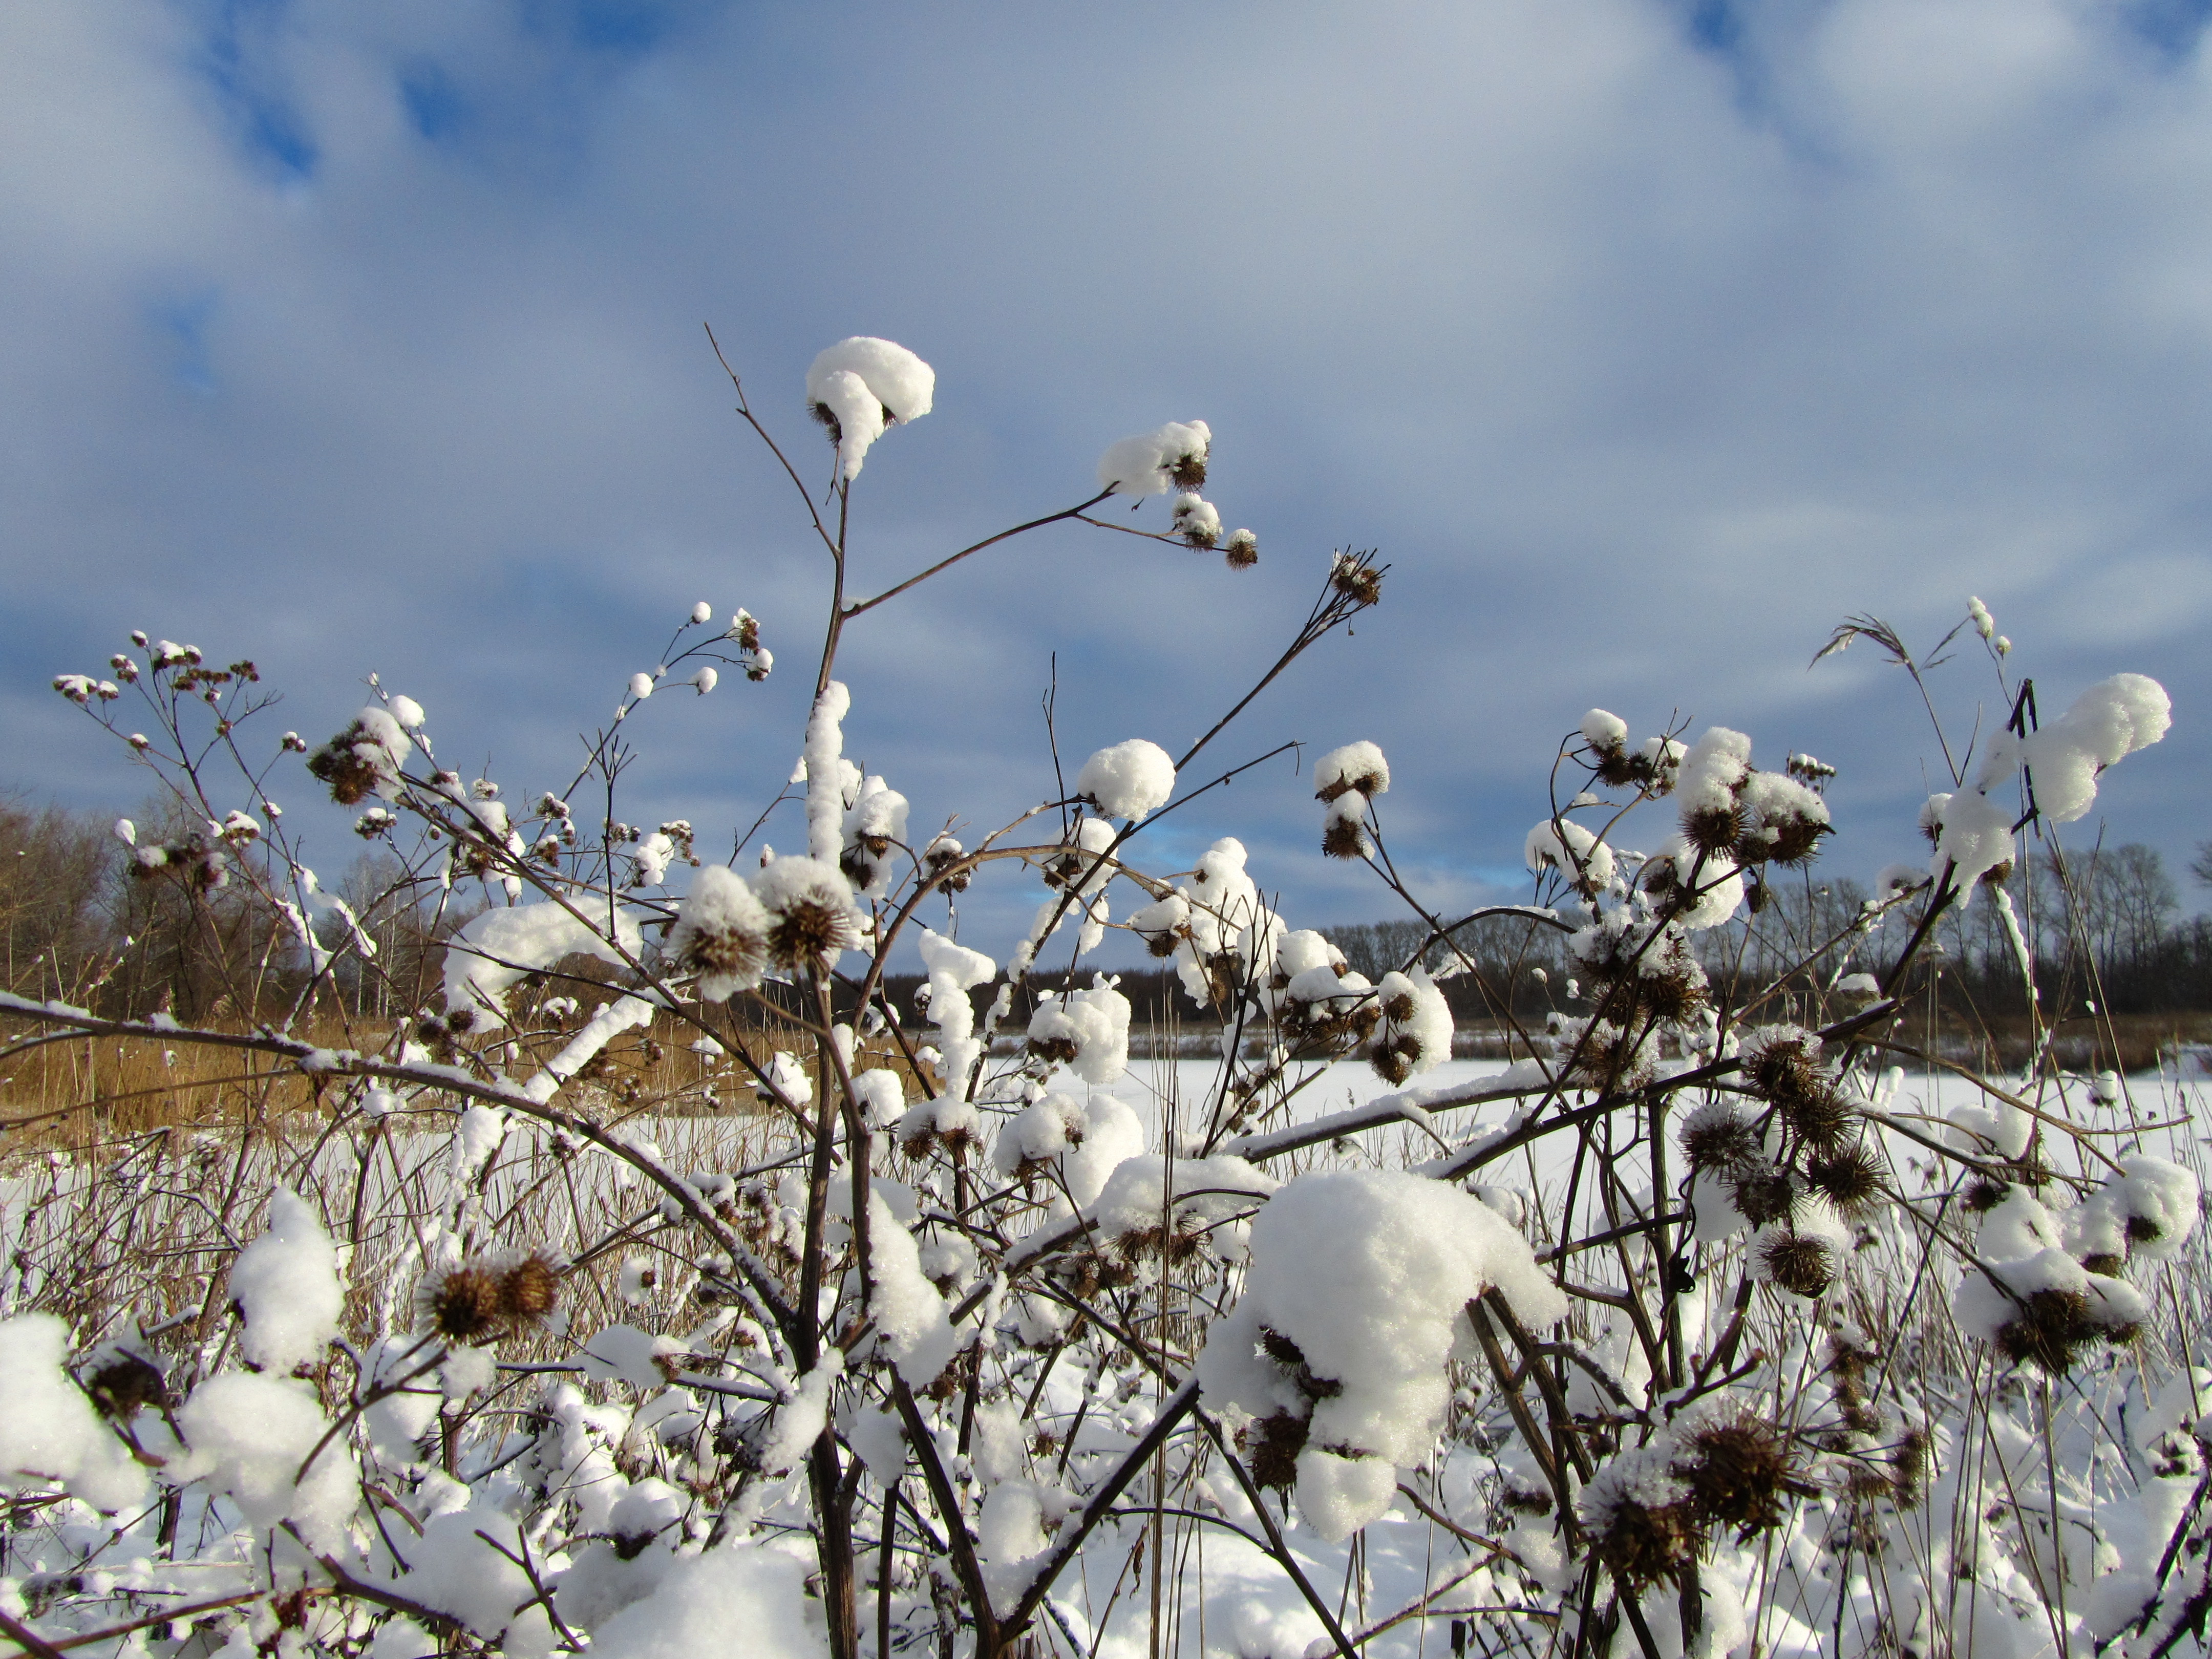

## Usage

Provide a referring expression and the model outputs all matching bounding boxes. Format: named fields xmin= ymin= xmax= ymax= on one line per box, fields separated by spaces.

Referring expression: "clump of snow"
xmin=861 ymin=1193 xmax=956 ymax=1387
xmin=992 ymin=1090 xmax=1144 ymax=1207
xmin=840 ymin=776 xmax=910 ymax=897
xmin=1197 ymin=1168 xmax=1565 ymax=1541
xmin=174 ymin=1371 xmax=357 ymax=1547
xmin=1525 ymin=818 xmax=1615 ymax=891
xmin=753 ymin=855 xmax=860 ymax=969
xmin=807 ymin=338 xmax=934 ymax=480
xmin=667 ymin=866 xmax=770 ymax=999
xmin=2078 ymin=1156 xmax=2201 ymax=1262
xmin=1097 ymin=420 xmax=1211 ymax=496
xmin=444 ymin=902 xmax=643 ymax=1027
xmin=1923 ymin=790 xmax=2016 ymax=890
xmin=916 ymin=927 xmax=995 ymax=1101
xmin=1076 ymin=739 xmax=1176 ymax=821
xmin=1171 ymin=494 xmax=1221 ymax=546
xmin=588 ymin=1544 xmax=827 ymax=1659
xmin=1975 ymin=673 xmax=2170 ymax=825
xmin=398 ymin=1506 xmax=538 ymax=1639
xmin=1675 ymin=727 xmax=1751 ymax=816
xmin=1371 ymin=968 xmax=1453 ymax=1083
xmin=1580 ymin=709 xmax=1629 ymax=749
xmin=227 ymin=1188 xmax=344 ymax=1374
xmin=1027 ymin=977 xmax=1132 ymax=1084
xmin=0 ymin=1314 xmax=148 ymax=1510
xmin=1314 ymin=741 xmax=1389 ymax=803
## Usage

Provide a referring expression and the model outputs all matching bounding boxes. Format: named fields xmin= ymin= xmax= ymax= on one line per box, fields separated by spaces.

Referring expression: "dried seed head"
xmin=82 ymin=1351 xmax=168 ymax=1420
xmin=1681 ymin=1103 xmax=1761 ymax=1174
xmin=499 ymin=1254 xmax=562 ymax=1322
xmin=1246 ymin=1410 xmax=1309 ymax=1490
xmin=1591 ymin=1497 xmax=1699 ymax=1590
xmin=1995 ymin=1287 xmax=2095 ymax=1374
xmin=1806 ymin=1142 xmax=1885 ymax=1214
xmin=1678 ymin=1417 xmax=1796 ymax=1537
xmin=306 ymin=726 xmax=385 ymax=806
xmin=1322 ymin=815 xmax=1369 ymax=860
xmin=417 ymin=1263 xmax=507 ymax=1343
xmin=1730 ymin=1165 xmax=1798 ymax=1227
xmin=1760 ymin=1233 xmax=1834 ymax=1299
xmin=1781 ymin=1085 xmax=1855 ymax=1155
xmin=1224 ymin=528 xmax=1259 ymax=569
xmin=1682 ymin=802 xmax=1743 ymax=855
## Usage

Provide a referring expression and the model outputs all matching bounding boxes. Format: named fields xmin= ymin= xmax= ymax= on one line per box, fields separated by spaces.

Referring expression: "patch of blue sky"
xmin=148 ymin=289 xmax=221 ymax=397
xmin=2121 ymin=0 xmax=2212 ymax=61
xmin=399 ymin=60 xmax=470 ymax=145
xmin=178 ymin=0 xmax=317 ymax=181
xmin=522 ymin=0 xmax=726 ymax=57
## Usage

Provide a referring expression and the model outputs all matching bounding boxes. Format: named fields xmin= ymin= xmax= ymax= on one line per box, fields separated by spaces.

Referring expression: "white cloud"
xmin=4 ymin=0 xmax=2208 ymax=947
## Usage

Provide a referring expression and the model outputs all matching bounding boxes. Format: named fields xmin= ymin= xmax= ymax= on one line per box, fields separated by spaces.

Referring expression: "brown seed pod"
xmin=1591 ymin=1496 xmax=1699 ymax=1590
xmin=82 ymin=1351 xmax=168 ymax=1420
xmin=1760 ymin=1233 xmax=1834 ymax=1299
xmin=1681 ymin=1105 xmax=1761 ymax=1174
xmin=417 ymin=1263 xmax=507 ymax=1343
xmin=1678 ymin=1416 xmax=1797 ymax=1537
xmin=1682 ymin=803 xmax=1743 ymax=855
xmin=1806 ymin=1143 xmax=1886 ymax=1214
xmin=499 ymin=1254 xmax=562 ymax=1322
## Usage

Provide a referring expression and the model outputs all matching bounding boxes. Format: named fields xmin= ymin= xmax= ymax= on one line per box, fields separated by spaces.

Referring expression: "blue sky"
xmin=5 ymin=0 xmax=2210 ymax=955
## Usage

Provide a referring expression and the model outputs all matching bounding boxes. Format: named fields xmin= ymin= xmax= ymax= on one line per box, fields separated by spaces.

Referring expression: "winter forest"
xmin=7 ymin=9 xmax=2212 ymax=1659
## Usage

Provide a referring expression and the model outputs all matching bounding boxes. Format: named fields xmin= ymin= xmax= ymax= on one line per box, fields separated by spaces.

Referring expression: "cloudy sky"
xmin=6 ymin=0 xmax=2209 ymax=954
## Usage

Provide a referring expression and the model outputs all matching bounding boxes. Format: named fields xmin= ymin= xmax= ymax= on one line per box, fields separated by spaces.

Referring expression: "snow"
xmin=174 ymin=1371 xmax=357 ymax=1548
xmin=1371 ymin=968 xmax=1453 ymax=1081
xmin=861 ymin=1193 xmax=957 ymax=1387
xmin=587 ymin=1544 xmax=827 ymax=1659
xmin=993 ymin=1090 xmax=1144 ymax=1207
xmin=840 ymin=775 xmax=910 ymax=896
xmin=1314 ymin=741 xmax=1389 ymax=801
xmin=806 ymin=338 xmax=934 ymax=481
xmin=0 ymin=1313 xmax=148 ymax=1510
xmin=1096 ymin=420 xmax=1211 ymax=497
xmin=1198 ymin=1168 xmax=1565 ymax=1541
xmin=1675 ymin=726 xmax=1752 ymax=815
xmin=801 ymin=680 xmax=855 ymax=862
xmin=526 ymin=995 xmax=654 ymax=1102
xmin=1524 ymin=817 xmax=1615 ymax=891
xmin=443 ymin=901 xmax=644 ymax=1027
xmin=1076 ymin=738 xmax=1176 ymax=821
xmin=1974 ymin=672 xmax=2171 ymax=824
xmin=1027 ymin=978 xmax=1133 ymax=1084
xmin=807 ymin=337 xmax=934 ymax=422
xmin=387 ymin=694 xmax=426 ymax=729
xmin=226 ymin=1187 xmax=344 ymax=1374
xmin=1580 ymin=708 xmax=1629 ymax=749
xmin=398 ymin=1506 xmax=539 ymax=1639
xmin=628 ymin=672 xmax=654 ymax=701
xmin=579 ymin=1324 xmax=683 ymax=1390
xmin=1924 ymin=789 xmax=2016 ymax=889
xmin=1171 ymin=493 xmax=1222 ymax=545
xmin=666 ymin=866 xmax=770 ymax=1000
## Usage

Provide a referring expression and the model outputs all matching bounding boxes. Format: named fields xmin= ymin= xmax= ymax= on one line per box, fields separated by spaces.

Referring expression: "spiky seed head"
xmin=1995 ymin=1287 xmax=2095 ymax=1374
xmin=1592 ymin=1498 xmax=1698 ymax=1590
xmin=1761 ymin=1233 xmax=1834 ymax=1299
xmin=1322 ymin=816 xmax=1368 ymax=860
xmin=1679 ymin=1417 xmax=1795 ymax=1536
xmin=417 ymin=1263 xmax=506 ymax=1343
xmin=1806 ymin=1143 xmax=1885 ymax=1214
xmin=1681 ymin=1104 xmax=1760 ymax=1173
xmin=499 ymin=1254 xmax=561 ymax=1321
xmin=1682 ymin=803 xmax=1743 ymax=855
xmin=83 ymin=1352 xmax=167 ymax=1420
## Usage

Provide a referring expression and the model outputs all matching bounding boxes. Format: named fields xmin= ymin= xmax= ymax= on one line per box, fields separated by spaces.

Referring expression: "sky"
xmin=5 ymin=0 xmax=2210 ymax=961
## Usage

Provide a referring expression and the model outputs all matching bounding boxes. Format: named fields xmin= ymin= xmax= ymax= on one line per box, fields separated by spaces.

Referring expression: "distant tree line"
xmin=10 ymin=790 xmax=2209 ymax=1032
